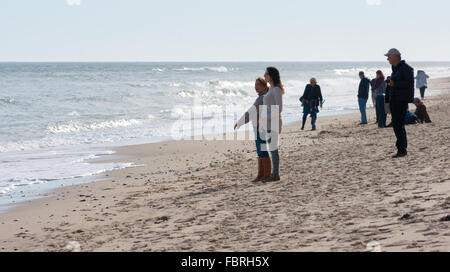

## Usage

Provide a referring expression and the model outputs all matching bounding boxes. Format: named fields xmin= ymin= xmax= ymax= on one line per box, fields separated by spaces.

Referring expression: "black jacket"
xmin=358 ymin=78 xmax=371 ymax=99
xmin=385 ymin=84 xmax=392 ymax=103
xmin=390 ymin=60 xmax=414 ymax=103
xmin=300 ymin=84 xmax=323 ymax=104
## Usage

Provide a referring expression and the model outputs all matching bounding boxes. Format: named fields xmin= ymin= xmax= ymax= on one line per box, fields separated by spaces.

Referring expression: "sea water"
xmin=1 ymin=62 xmax=449 ymax=207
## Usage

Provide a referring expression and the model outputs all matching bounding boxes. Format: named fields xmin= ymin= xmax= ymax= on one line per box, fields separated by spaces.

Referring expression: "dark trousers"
xmin=375 ymin=94 xmax=386 ymax=128
xmin=270 ymin=150 xmax=280 ymax=176
xmin=419 ymin=87 xmax=426 ymax=99
xmin=390 ymin=101 xmax=408 ymax=154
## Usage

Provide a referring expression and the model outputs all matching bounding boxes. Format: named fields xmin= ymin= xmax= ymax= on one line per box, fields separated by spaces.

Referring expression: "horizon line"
xmin=1 ymin=60 xmax=450 ymax=63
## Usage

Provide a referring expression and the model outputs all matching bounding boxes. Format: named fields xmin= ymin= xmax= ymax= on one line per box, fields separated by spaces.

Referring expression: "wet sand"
xmin=1 ymin=78 xmax=449 ymax=252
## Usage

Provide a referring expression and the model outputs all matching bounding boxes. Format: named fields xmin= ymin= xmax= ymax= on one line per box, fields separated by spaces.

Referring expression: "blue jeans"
xmin=255 ymin=133 xmax=269 ymax=158
xmin=358 ymin=98 xmax=368 ymax=124
xmin=302 ymin=113 xmax=317 ymax=129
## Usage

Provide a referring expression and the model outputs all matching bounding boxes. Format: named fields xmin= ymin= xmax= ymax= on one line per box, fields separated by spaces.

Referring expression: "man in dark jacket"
xmin=358 ymin=71 xmax=371 ymax=125
xmin=385 ymin=48 xmax=414 ymax=158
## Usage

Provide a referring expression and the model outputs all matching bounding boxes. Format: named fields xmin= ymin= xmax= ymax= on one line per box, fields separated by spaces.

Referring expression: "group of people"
xmin=234 ymin=48 xmax=434 ymax=183
xmin=358 ymin=65 xmax=431 ymax=129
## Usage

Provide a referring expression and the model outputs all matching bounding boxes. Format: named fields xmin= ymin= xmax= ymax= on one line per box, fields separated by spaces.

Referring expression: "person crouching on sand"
xmin=234 ymin=78 xmax=272 ymax=183
xmin=413 ymin=98 xmax=432 ymax=123
xmin=299 ymin=78 xmax=323 ymax=131
xmin=259 ymin=67 xmax=284 ymax=182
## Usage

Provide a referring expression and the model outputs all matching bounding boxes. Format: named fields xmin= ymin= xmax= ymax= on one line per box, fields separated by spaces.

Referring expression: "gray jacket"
xmin=374 ymin=80 xmax=387 ymax=96
xmin=260 ymin=87 xmax=283 ymax=132
xmin=236 ymin=91 xmax=267 ymax=128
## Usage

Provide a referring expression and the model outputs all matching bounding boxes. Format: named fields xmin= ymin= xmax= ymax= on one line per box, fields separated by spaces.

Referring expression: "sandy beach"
xmin=1 ymin=78 xmax=449 ymax=252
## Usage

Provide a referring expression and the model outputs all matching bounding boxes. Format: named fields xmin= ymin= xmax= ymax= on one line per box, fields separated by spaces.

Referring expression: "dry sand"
xmin=1 ymin=78 xmax=449 ymax=252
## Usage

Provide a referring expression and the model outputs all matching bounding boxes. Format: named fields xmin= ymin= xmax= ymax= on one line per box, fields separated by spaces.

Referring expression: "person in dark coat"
xmin=385 ymin=48 xmax=415 ymax=158
xmin=357 ymin=72 xmax=371 ymax=125
xmin=413 ymin=98 xmax=432 ymax=123
xmin=300 ymin=78 xmax=323 ymax=131
xmin=385 ymin=76 xmax=393 ymax=127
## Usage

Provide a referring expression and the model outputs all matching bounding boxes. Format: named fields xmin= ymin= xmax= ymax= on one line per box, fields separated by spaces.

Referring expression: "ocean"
xmin=1 ymin=62 xmax=449 ymax=207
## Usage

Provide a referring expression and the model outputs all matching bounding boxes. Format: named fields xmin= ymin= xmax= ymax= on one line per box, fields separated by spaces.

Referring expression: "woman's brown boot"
xmin=251 ymin=158 xmax=264 ymax=183
xmin=260 ymin=157 xmax=272 ymax=181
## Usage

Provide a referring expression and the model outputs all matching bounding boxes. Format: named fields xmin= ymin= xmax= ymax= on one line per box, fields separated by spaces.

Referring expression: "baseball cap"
xmin=385 ymin=48 xmax=401 ymax=56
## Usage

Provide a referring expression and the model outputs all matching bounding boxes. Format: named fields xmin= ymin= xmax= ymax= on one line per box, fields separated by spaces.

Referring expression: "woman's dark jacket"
xmin=300 ymin=84 xmax=323 ymax=104
xmin=300 ymin=84 xmax=323 ymax=115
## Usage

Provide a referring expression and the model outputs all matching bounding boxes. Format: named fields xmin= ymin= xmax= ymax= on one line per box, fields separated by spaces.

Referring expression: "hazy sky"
xmin=1 ymin=0 xmax=449 ymax=61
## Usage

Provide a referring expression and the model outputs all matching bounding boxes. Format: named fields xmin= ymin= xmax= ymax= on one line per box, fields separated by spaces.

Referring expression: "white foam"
xmin=67 ymin=111 xmax=80 ymax=116
xmin=0 ymin=147 xmax=135 ymax=196
xmin=173 ymin=66 xmax=231 ymax=73
xmin=46 ymin=119 xmax=142 ymax=134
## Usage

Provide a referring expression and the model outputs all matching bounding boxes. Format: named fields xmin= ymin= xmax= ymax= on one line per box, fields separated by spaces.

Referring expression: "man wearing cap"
xmin=385 ymin=48 xmax=415 ymax=158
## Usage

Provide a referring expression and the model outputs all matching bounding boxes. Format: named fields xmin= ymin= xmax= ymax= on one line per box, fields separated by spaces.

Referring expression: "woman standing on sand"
xmin=415 ymin=70 xmax=430 ymax=100
xmin=234 ymin=78 xmax=272 ymax=183
xmin=300 ymin=78 xmax=323 ymax=131
xmin=259 ymin=67 xmax=284 ymax=182
xmin=374 ymin=70 xmax=387 ymax=128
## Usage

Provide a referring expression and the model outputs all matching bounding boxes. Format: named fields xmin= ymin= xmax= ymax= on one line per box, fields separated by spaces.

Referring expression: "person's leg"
xmin=391 ymin=101 xmax=408 ymax=155
xmin=263 ymin=130 xmax=280 ymax=182
xmin=256 ymin=131 xmax=271 ymax=181
xmin=420 ymin=87 xmax=426 ymax=99
xmin=398 ymin=102 xmax=408 ymax=153
xmin=270 ymin=150 xmax=280 ymax=176
xmin=358 ymin=98 xmax=368 ymax=124
xmin=301 ymin=113 xmax=307 ymax=130
xmin=376 ymin=95 xmax=386 ymax=128
xmin=311 ymin=112 xmax=317 ymax=130
xmin=253 ymin=135 xmax=268 ymax=182
xmin=375 ymin=95 xmax=381 ymax=126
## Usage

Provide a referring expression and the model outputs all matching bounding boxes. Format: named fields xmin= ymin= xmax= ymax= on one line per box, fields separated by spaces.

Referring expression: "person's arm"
xmin=370 ymin=79 xmax=376 ymax=91
xmin=273 ymin=87 xmax=283 ymax=114
xmin=235 ymin=97 xmax=260 ymax=129
xmin=318 ymin=85 xmax=323 ymax=106
xmin=235 ymin=105 xmax=254 ymax=129
xmin=300 ymin=85 xmax=308 ymax=104
xmin=300 ymin=87 xmax=306 ymax=106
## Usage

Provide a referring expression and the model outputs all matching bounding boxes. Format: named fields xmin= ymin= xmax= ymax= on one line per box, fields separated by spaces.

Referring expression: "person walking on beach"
xmin=259 ymin=67 xmax=284 ymax=182
xmin=374 ymin=70 xmax=387 ymax=128
xmin=415 ymin=70 xmax=430 ymax=100
xmin=385 ymin=48 xmax=415 ymax=158
xmin=300 ymin=78 xmax=323 ymax=131
xmin=234 ymin=78 xmax=272 ymax=182
xmin=358 ymin=72 xmax=371 ymax=125
xmin=413 ymin=98 xmax=432 ymax=123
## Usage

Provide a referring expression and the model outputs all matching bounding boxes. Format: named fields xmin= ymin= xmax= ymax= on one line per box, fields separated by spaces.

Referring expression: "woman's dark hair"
xmin=376 ymin=70 xmax=385 ymax=80
xmin=266 ymin=67 xmax=285 ymax=94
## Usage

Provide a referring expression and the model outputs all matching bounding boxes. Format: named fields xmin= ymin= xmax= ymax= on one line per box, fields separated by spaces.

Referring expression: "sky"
xmin=1 ymin=0 xmax=449 ymax=62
